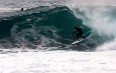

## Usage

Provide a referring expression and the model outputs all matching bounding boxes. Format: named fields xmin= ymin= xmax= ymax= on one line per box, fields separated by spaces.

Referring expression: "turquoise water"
xmin=0 ymin=6 xmax=113 ymax=51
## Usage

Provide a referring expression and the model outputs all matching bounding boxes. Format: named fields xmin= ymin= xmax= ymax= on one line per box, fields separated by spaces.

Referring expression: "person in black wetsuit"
xmin=72 ymin=26 xmax=84 ymax=39
xmin=21 ymin=8 xmax=24 ymax=11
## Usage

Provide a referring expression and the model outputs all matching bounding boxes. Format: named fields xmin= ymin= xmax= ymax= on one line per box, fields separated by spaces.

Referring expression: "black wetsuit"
xmin=21 ymin=8 xmax=24 ymax=11
xmin=72 ymin=27 xmax=84 ymax=39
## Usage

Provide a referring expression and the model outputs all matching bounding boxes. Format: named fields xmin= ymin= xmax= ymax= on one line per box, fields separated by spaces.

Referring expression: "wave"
xmin=0 ymin=6 xmax=113 ymax=51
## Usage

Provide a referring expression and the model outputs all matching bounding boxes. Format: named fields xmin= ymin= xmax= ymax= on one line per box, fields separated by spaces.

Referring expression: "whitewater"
xmin=0 ymin=0 xmax=116 ymax=73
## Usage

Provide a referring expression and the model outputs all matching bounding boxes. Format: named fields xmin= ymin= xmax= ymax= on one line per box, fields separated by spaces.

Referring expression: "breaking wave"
xmin=0 ymin=6 xmax=114 ymax=51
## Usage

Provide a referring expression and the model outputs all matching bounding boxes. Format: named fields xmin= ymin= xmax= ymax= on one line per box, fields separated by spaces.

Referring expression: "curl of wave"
xmin=0 ymin=6 xmax=113 ymax=51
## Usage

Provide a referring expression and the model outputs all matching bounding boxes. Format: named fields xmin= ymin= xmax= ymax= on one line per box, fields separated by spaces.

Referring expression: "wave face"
xmin=0 ymin=6 xmax=113 ymax=51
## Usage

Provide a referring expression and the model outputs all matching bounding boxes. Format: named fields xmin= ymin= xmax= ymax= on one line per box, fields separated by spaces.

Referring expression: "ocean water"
xmin=0 ymin=0 xmax=116 ymax=73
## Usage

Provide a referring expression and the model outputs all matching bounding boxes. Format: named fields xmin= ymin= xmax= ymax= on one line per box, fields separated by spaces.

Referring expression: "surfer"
xmin=72 ymin=26 xmax=84 ymax=39
xmin=21 ymin=8 xmax=24 ymax=11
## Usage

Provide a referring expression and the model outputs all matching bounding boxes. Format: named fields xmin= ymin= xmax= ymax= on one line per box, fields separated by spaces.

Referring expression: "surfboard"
xmin=71 ymin=38 xmax=84 ymax=45
xmin=71 ymin=31 xmax=92 ymax=45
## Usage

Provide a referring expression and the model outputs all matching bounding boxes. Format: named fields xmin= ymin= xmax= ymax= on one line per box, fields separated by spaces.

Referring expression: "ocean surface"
xmin=0 ymin=0 xmax=116 ymax=73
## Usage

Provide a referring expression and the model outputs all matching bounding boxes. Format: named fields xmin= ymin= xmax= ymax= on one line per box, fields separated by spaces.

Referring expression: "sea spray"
xmin=69 ymin=5 xmax=115 ymax=51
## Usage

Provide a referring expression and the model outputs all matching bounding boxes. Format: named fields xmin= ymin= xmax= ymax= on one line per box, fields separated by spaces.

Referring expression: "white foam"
xmin=68 ymin=5 xmax=116 ymax=51
xmin=65 ymin=0 xmax=116 ymax=7
xmin=96 ymin=40 xmax=116 ymax=51
xmin=0 ymin=51 xmax=116 ymax=73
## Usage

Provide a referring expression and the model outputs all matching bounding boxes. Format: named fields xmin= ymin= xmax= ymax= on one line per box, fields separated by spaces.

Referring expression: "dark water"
xmin=0 ymin=6 xmax=113 ymax=51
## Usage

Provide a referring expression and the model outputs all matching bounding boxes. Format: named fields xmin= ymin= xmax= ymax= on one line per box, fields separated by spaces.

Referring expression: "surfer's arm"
xmin=72 ymin=31 xmax=76 ymax=35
